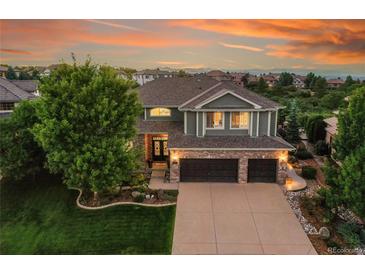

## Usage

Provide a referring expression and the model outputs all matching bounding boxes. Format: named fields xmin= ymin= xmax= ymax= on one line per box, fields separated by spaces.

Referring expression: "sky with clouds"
xmin=1 ymin=19 xmax=364 ymax=75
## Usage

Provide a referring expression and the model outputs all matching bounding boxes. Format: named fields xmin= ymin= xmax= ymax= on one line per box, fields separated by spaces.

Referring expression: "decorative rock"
xmin=145 ymin=194 xmax=151 ymax=200
xmin=319 ymin=227 xmax=330 ymax=240
xmin=131 ymin=191 xmax=141 ymax=198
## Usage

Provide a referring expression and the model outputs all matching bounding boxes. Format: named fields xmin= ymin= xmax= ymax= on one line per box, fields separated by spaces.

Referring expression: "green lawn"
xmin=0 ymin=172 xmax=176 ymax=254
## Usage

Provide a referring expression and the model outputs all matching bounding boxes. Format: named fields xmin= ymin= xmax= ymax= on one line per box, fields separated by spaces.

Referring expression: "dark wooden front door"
xmin=248 ymin=159 xmax=277 ymax=182
xmin=180 ymin=159 xmax=238 ymax=182
xmin=152 ymin=137 xmax=168 ymax=161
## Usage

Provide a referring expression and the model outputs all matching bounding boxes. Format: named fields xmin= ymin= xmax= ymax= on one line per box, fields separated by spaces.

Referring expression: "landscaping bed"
xmin=0 ymin=172 xmax=176 ymax=254
xmin=282 ymin=177 xmax=365 ymax=255
xmin=79 ymin=187 xmax=178 ymax=208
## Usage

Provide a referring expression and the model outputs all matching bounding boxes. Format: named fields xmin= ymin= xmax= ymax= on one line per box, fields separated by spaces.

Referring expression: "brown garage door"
xmin=248 ymin=159 xmax=277 ymax=182
xmin=180 ymin=159 xmax=238 ymax=182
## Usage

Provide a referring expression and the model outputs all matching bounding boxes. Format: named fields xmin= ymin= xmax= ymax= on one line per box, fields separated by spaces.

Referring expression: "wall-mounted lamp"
xmin=172 ymin=155 xmax=178 ymax=165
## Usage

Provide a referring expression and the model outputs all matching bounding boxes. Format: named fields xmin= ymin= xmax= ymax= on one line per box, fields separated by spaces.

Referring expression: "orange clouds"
xmin=0 ymin=20 xmax=206 ymax=61
xmin=0 ymin=48 xmax=32 ymax=55
xmin=219 ymin=42 xmax=263 ymax=52
xmin=171 ymin=19 xmax=365 ymax=64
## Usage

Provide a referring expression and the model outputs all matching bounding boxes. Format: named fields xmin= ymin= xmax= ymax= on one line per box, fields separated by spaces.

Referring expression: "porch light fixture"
xmin=172 ymin=155 xmax=178 ymax=165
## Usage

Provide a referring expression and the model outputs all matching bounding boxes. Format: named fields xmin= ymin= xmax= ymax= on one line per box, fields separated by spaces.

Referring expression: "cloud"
xmin=156 ymin=61 xmax=185 ymax=65
xmin=85 ymin=19 xmax=145 ymax=32
xmin=171 ymin=19 xmax=365 ymax=64
xmin=219 ymin=42 xmax=264 ymax=52
xmin=0 ymin=20 xmax=207 ymax=62
xmin=0 ymin=48 xmax=32 ymax=55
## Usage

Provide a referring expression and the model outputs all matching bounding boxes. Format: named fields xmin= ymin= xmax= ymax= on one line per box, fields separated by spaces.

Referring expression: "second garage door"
xmin=248 ymin=159 xmax=277 ymax=182
xmin=180 ymin=159 xmax=238 ymax=182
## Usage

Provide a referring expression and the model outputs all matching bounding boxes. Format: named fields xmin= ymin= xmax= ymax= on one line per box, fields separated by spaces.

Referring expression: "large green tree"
xmin=257 ymin=77 xmax=268 ymax=93
xmin=0 ymin=100 xmax=45 ymax=180
xmin=333 ymin=86 xmax=365 ymax=161
xmin=312 ymin=76 xmax=328 ymax=94
xmin=32 ymin=60 xmax=143 ymax=195
xmin=278 ymin=72 xmax=293 ymax=87
xmin=305 ymin=72 xmax=316 ymax=89
xmin=285 ymin=99 xmax=300 ymax=144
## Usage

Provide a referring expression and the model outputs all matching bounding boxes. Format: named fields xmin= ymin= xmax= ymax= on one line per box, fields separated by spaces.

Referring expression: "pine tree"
xmin=285 ymin=99 xmax=300 ymax=144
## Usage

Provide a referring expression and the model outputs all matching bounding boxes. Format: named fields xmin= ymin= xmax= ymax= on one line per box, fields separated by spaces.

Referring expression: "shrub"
xmin=305 ymin=114 xmax=326 ymax=143
xmin=133 ymin=194 xmax=144 ymax=203
xmin=314 ymin=140 xmax=329 ymax=156
xmin=301 ymin=166 xmax=317 ymax=179
xmin=295 ymin=149 xmax=313 ymax=159
xmin=336 ymin=223 xmax=361 ymax=248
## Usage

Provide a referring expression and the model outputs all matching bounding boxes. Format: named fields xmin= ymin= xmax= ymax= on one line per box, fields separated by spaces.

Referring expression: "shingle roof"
xmin=138 ymin=120 xmax=294 ymax=150
xmin=0 ymin=66 xmax=8 ymax=72
xmin=138 ymin=76 xmax=219 ymax=106
xmin=10 ymin=80 xmax=38 ymax=93
xmin=138 ymin=76 xmax=281 ymax=109
xmin=0 ymin=78 xmax=35 ymax=102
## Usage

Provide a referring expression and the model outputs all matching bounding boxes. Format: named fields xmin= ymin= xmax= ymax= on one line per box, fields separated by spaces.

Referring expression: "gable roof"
xmin=0 ymin=78 xmax=35 ymax=102
xmin=139 ymin=77 xmax=281 ymax=109
xmin=10 ymin=80 xmax=38 ymax=93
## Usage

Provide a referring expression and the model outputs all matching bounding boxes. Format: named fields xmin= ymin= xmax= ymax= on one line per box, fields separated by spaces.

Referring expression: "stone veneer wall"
xmin=169 ymin=149 xmax=288 ymax=184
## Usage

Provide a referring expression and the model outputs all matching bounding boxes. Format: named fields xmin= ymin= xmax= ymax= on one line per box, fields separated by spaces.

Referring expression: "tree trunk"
xmin=93 ymin=191 xmax=100 ymax=206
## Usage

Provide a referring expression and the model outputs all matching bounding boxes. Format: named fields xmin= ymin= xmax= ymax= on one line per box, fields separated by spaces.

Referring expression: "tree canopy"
xmin=285 ymin=99 xmax=300 ymax=144
xmin=0 ymin=100 xmax=45 ymax=180
xmin=333 ymin=86 xmax=365 ymax=161
xmin=278 ymin=72 xmax=293 ymax=87
xmin=32 ymin=60 xmax=143 ymax=193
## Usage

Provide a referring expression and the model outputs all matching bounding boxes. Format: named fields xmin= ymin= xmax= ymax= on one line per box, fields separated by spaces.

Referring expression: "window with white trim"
xmin=206 ymin=112 xmax=224 ymax=129
xmin=150 ymin=107 xmax=171 ymax=117
xmin=0 ymin=102 xmax=15 ymax=111
xmin=231 ymin=112 xmax=249 ymax=129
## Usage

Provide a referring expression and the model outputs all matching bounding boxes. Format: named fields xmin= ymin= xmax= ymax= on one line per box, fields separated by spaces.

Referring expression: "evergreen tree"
xmin=305 ymin=72 xmax=315 ymax=89
xmin=5 ymin=66 xmax=17 ymax=79
xmin=285 ymin=99 xmax=300 ymax=143
xmin=257 ymin=77 xmax=268 ymax=93
xmin=278 ymin=72 xmax=293 ymax=87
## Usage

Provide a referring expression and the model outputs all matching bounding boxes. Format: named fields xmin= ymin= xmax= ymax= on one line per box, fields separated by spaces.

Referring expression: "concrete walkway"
xmin=172 ymin=183 xmax=316 ymax=255
xmin=285 ymin=164 xmax=307 ymax=191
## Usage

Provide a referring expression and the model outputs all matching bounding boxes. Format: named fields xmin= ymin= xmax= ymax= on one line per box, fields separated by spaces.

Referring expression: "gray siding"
xmin=197 ymin=112 xmax=204 ymax=137
xmin=145 ymin=107 xmax=183 ymax=121
xmin=252 ymin=112 xmax=258 ymax=137
xmin=186 ymin=111 xmax=196 ymax=135
xmin=270 ymin=111 xmax=277 ymax=136
xmin=259 ymin=111 xmax=269 ymax=136
xmin=202 ymin=94 xmax=254 ymax=109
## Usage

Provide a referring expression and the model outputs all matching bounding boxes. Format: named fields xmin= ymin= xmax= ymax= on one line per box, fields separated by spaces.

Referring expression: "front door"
xmin=152 ymin=137 xmax=168 ymax=161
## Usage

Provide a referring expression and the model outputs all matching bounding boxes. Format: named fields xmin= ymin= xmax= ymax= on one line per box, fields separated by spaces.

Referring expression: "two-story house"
xmin=133 ymin=69 xmax=176 ymax=86
xmin=137 ymin=77 xmax=293 ymax=184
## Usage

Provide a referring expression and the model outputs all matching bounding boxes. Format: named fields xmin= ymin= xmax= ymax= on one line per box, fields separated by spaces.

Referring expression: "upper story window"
xmin=206 ymin=112 xmax=224 ymax=129
xmin=150 ymin=107 xmax=171 ymax=117
xmin=231 ymin=112 xmax=249 ymax=129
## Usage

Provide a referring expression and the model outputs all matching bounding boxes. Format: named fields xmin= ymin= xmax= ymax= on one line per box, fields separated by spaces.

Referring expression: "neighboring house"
xmin=206 ymin=70 xmax=230 ymax=81
xmin=327 ymin=78 xmax=344 ymax=88
xmin=262 ymin=74 xmax=278 ymax=87
xmin=0 ymin=78 xmax=36 ymax=117
xmin=229 ymin=72 xmax=246 ymax=87
xmin=293 ymin=75 xmax=306 ymax=88
xmin=324 ymin=117 xmax=338 ymax=155
xmin=10 ymin=80 xmax=40 ymax=96
xmin=133 ymin=69 xmax=175 ymax=86
xmin=137 ymin=77 xmax=294 ymax=184
xmin=0 ymin=66 xmax=8 ymax=78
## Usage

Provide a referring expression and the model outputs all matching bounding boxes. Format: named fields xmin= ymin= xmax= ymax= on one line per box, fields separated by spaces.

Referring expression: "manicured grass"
xmin=0 ymin=172 xmax=176 ymax=254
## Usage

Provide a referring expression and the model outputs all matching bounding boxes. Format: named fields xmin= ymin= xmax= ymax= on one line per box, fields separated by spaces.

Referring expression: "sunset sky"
xmin=1 ymin=19 xmax=365 ymax=75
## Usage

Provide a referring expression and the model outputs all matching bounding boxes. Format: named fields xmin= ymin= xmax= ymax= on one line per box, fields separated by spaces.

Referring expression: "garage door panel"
xmin=248 ymin=159 xmax=277 ymax=183
xmin=180 ymin=159 xmax=238 ymax=182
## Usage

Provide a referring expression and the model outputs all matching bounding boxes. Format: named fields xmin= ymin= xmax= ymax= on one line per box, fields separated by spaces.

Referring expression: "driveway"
xmin=172 ymin=183 xmax=316 ymax=255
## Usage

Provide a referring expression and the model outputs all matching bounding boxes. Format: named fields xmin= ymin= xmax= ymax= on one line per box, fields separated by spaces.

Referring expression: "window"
xmin=0 ymin=102 xmax=15 ymax=111
xmin=231 ymin=112 xmax=249 ymax=129
xmin=150 ymin=108 xmax=171 ymax=117
xmin=206 ymin=112 xmax=224 ymax=129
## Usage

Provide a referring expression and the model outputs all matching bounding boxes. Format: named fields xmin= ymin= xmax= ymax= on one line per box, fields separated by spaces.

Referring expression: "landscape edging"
xmin=69 ymin=187 xmax=176 ymax=210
